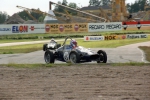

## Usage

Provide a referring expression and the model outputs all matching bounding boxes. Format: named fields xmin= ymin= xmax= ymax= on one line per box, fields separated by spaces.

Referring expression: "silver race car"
xmin=44 ymin=37 xmax=107 ymax=64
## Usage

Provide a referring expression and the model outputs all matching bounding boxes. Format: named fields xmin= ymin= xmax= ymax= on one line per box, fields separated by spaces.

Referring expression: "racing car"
xmin=44 ymin=37 xmax=107 ymax=64
xmin=43 ymin=38 xmax=61 ymax=51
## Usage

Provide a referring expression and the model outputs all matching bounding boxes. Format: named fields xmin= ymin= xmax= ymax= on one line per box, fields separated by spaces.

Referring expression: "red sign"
xmin=86 ymin=37 xmax=89 ymax=40
xmin=45 ymin=25 xmax=50 ymax=32
xmin=122 ymin=35 xmax=126 ymax=39
xmin=30 ymin=26 xmax=34 ymax=31
xmin=122 ymin=21 xmax=150 ymax=25
xmin=74 ymin=24 xmax=79 ymax=31
xmin=59 ymin=25 xmax=64 ymax=32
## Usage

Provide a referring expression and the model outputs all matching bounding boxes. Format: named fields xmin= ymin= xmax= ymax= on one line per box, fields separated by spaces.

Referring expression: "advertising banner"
xmin=88 ymin=22 xmax=122 ymax=32
xmin=0 ymin=25 xmax=12 ymax=35
xmin=126 ymin=34 xmax=148 ymax=39
xmin=84 ymin=36 xmax=104 ymax=41
xmin=28 ymin=24 xmax=45 ymax=33
xmin=122 ymin=21 xmax=150 ymax=31
xmin=45 ymin=23 xmax=88 ymax=33
xmin=0 ymin=24 xmax=45 ymax=35
xmin=45 ymin=24 xmax=59 ymax=33
xmin=73 ymin=23 xmax=88 ymax=32
xmin=104 ymin=35 xmax=126 ymax=40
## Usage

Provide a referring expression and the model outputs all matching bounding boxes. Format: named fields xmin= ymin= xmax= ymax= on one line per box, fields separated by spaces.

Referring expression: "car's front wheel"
xmin=44 ymin=50 xmax=55 ymax=63
xmin=69 ymin=51 xmax=80 ymax=64
xmin=97 ymin=50 xmax=107 ymax=63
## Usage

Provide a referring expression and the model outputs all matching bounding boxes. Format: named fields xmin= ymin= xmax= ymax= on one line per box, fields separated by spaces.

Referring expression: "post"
xmin=49 ymin=1 xmax=52 ymax=10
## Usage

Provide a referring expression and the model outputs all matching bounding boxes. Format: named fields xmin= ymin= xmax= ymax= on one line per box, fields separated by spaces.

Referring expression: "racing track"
xmin=0 ymin=41 xmax=150 ymax=64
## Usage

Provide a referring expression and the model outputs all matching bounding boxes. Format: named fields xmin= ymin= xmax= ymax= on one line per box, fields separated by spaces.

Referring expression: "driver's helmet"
xmin=50 ymin=38 xmax=56 ymax=43
xmin=70 ymin=39 xmax=77 ymax=48
xmin=51 ymin=38 xmax=54 ymax=41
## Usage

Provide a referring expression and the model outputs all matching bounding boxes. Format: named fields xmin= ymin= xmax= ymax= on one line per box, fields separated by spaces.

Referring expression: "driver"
xmin=70 ymin=39 xmax=78 ymax=49
xmin=50 ymin=38 xmax=57 ymax=43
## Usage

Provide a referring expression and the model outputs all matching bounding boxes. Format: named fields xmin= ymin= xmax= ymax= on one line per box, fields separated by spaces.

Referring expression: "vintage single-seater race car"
xmin=44 ymin=37 xmax=107 ymax=64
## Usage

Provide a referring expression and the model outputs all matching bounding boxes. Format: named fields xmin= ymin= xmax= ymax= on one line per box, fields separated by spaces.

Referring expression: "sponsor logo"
xmin=74 ymin=24 xmax=79 ymax=31
xmin=0 ymin=28 xmax=11 ymax=31
xmin=106 ymin=24 xmax=122 ymax=29
xmin=127 ymin=34 xmax=147 ymax=39
xmin=105 ymin=35 xmax=126 ymax=40
xmin=89 ymin=24 xmax=122 ymax=30
xmin=12 ymin=25 xmax=28 ymax=33
xmin=59 ymin=25 xmax=64 ymax=32
xmin=51 ymin=25 xmax=58 ymax=29
xmin=64 ymin=25 xmax=72 ymax=28
xmin=105 ymin=35 xmax=116 ymax=40
xmin=45 ymin=25 xmax=50 ymax=32
xmin=122 ymin=35 xmax=126 ymax=39
xmin=79 ymin=24 xmax=87 ymax=28
xmin=84 ymin=36 xmax=104 ymax=41
xmin=89 ymin=25 xmax=105 ymax=30
xmin=86 ymin=37 xmax=89 ymax=40
xmin=30 ymin=26 xmax=34 ymax=31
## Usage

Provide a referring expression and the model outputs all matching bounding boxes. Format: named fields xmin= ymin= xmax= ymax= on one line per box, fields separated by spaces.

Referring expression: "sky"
xmin=0 ymin=0 xmax=136 ymax=16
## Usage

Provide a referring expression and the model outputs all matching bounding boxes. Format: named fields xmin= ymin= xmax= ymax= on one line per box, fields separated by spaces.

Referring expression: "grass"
xmin=1 ymin=62 xmax=150 ymax=68
xmin=139 ymin=46 xmax=150 ymax=62
xmin=0 ymin=39 xmax=46 ymax=43
xmin=0 ymin=37 xmax=150 ymax=54
xmin=0 ymin=30 xmax=150 ymax=43
xmin=79 ymin=37 xmax=150 ymax=48
xmin=0 ymin=43 xmax=43 ymax=54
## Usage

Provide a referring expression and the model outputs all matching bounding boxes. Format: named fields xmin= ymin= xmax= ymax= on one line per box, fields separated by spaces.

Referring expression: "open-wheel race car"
xmin=44 ymin=37 xmax=107 ymax=64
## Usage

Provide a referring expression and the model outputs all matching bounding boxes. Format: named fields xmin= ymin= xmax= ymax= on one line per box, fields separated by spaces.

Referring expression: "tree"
xmin=126 ymin=3 xmax=131 ymax=13
xmin=68 ymin=3 xmax=78 ymax=15
xmin=126 ymin=0 xmax=147 ymax=13
xmin=54 ymin=1 xmax=64 ymax=13
xmin=101 ymin=0 xmax=111 ymax=6
xmin=68 ymin=3 xmax=77 ymax=9
xmin=0 ymin=11 xmax=9 ymax=24
xmin=18 ymin=8 xmax=44 ymax=22
xmin=89 ymin=0 xmax=111 ymax=6
xmin=62 ymin=0 xmax=68 ymax=6
xmin=38 ymin=15 xmax=45 ymax=22
xmin=89 ymin=0 xmax=101 ymax=6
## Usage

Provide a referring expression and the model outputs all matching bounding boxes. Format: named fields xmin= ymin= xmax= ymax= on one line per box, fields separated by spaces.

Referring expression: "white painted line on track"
xmin=137 ymin=48 xmax=146 ymax=63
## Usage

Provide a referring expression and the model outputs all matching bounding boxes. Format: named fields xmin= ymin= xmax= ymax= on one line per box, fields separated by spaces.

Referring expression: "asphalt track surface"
xmin=0 ymin=40 xmax=150 ymax=64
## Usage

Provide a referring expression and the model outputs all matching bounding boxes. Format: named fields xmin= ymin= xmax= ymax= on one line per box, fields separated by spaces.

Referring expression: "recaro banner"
xmin=45 ymin=23 xmax=88 ymax=33
xmin=0 ymin=24 xmax=45 ymax=35
xmin=88 ymin=22 xmax=122 ymax=32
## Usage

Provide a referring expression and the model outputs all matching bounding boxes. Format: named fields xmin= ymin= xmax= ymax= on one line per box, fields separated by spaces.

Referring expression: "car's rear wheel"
xmin=44 ymin=50 xmax=55 ymax=63
xmin=69 ymin=51 xmax=80 ymax=64
xmin=97 ymin=50 xmax=107 ymax=63
xmin=43 ymin=44 xmax=48 ymax=51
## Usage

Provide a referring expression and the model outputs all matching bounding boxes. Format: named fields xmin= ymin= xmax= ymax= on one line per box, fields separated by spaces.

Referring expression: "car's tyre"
xmin=44 ymin=50 xmax=55 ymax=63
xmin=97 ymin=50 xmax=107 ymax=63
xmin=43 ymin=44 xmax=48 ymax=51
xmin=69 ymin=51 xmax=80 ymax=64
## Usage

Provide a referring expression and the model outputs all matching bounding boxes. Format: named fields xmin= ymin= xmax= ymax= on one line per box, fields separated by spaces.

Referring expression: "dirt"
xmin=0 ymin=65 xmax=150 ymax=100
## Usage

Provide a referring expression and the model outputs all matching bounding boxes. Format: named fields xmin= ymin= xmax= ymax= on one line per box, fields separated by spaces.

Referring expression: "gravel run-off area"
xmin=0 ymin=65 xmax=150 ymax=100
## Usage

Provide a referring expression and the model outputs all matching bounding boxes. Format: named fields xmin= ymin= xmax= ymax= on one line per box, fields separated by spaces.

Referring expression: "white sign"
xmin=88 ymin=22 xmax=122 ymax=32
xmin=0 ymin=25 xmax=12 ymax=34
xmin=0 ymin=24 xmax=45 ymax=35
xmin=126 ymin=34 xmax=148 ymax=39
xmin=84 ymin=36 xmax=104 ymax=41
